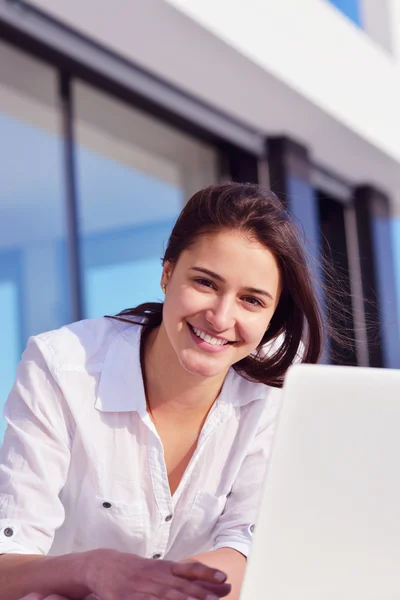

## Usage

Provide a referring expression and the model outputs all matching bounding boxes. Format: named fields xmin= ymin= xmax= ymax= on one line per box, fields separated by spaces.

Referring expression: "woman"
xmin=0 ymin=183 xmax=325 ymax=600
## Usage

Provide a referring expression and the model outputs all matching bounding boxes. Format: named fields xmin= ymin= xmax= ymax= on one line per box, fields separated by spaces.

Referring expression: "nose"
xmin=205 ymin=294 xmax=236 ymax=332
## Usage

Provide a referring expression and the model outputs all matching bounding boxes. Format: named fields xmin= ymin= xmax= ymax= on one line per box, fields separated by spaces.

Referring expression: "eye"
xmin=194 ymin=277 xmax=217 ymax=290
xmin=242 ymin=296 xmax=264 ymax=308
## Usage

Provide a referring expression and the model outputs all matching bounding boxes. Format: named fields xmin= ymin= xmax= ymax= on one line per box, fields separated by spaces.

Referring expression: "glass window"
xmin=0 ymin=41 xmax=72 ymax=441
xmin=327 ymin=0 xmax=362 ymax=26
xmin=286 ymin=176 xmax=330 ymax=362
xmin=317 ymin=193 xmax=358 ymax=366
xmin=392 ymin=217 xmax=400 ymax=345
xmin=74 ymin=82 xmax=222 ymax=318
xmin=372 ymin=213 xmax=400 ymax=369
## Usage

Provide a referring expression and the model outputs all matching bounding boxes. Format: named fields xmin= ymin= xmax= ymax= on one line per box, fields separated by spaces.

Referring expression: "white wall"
xmin=27 ymin=0 xmax=400 ymax=213
xmin=363 ymin=0 xmax=394 ymax=52
xmin=387 ymin=0 xmax=400 ymax=59
xmin=165 ymin=0 xmax=400 ymax=178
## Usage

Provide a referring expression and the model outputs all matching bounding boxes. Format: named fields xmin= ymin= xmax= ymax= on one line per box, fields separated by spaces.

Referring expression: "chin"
xmin=179 ymin=352 xmax=227 ymax=379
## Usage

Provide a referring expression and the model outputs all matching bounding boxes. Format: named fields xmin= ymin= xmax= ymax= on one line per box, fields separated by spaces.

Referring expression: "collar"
xmin=95 ymin=322 xmax=147 ymax=414
xmin=218 ymin=367 xmax=268 ymax=408
xmin=95 ymin=322 xmax=268 ymax=413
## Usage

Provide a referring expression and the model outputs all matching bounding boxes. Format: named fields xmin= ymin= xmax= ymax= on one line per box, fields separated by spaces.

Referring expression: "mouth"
xmin=187 ymin=323 xmax=235 ymax=347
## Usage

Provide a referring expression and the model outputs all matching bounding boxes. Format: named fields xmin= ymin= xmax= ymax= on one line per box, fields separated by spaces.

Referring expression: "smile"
xmin=189 ymin=324 xmax=230 ymax=346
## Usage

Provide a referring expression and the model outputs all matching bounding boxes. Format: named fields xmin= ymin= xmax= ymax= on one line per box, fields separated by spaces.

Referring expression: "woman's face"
xmin=160 ymin=229 xmax=282 ymax=380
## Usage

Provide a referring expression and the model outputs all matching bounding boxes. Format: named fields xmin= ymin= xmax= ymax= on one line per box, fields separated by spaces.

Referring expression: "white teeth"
xmin=192 ymin=326 xmax=227 ymax=346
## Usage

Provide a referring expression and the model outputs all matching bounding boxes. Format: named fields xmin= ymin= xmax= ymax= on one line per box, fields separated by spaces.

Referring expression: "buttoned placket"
xmin=142 ymin=399 xmax=233 ymax=560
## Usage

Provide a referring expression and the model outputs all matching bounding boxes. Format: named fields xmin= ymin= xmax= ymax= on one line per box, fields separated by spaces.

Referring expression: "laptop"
xmin=240 ymin=364 xmax=400 ymax=600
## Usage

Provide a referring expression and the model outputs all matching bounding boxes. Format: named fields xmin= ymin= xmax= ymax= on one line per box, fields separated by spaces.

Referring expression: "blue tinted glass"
xmin=288 ymin=176 xmax=321 ymax=263
xmin=0 ymin=43 xmax=72 ymax=442
xmin=327 ymin=0 xmax=362 ymax=26
xmin=0 ymin=280 xmax=19 ymax=440
xmin=76 ymin=146 xmax=183 ymax=316
xmin=83 ymin=219 xmax=179 ymax=318
xmin=390 ymin=217 xmax=400 ymax=357
xmin=372 ymin=216 xmax=400 ymax=368
xmin=86 ymin=257 xmax=167 ymax=318
xmin=75 ymin=82 xmax=218 ymax=319
xmin=287 ymin=176 xmax=329 ymax=362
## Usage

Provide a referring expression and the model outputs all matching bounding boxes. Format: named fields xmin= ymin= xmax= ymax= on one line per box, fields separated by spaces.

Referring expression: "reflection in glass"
xmin=288 ymin=176 xmax=321 ymax=263
xmin=287 ymin=176 xmax=329 ymax=362
xmin=74 ymin=82 xmax=220 ymax=318
xmin=373 ymin=216 xmax=400 ymax=368
xmin=393 ymin=217 xmax=400 ymax=343
xmin=0 ymin=42 xmax=71 ymax=441
xmin=0 ymin=280 xmax=19 ymax=429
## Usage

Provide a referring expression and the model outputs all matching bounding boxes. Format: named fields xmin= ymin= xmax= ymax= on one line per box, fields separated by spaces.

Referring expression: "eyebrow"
xmin=190 ymin=267 xmax=274 ymax=301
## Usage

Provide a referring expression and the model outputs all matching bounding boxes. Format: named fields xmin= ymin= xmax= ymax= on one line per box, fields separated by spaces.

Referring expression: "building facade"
xmin=1 ymin=0 xmax=400 ymax=438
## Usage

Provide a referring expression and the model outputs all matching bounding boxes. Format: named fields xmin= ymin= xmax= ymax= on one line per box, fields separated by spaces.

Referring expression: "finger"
xmin=43 ymin=596 xmax=74 ymax=600
xmin=172 ymin=562 xmax=228 ymax=585
xmin=192 ymin=581 xmax=232 ymax=597
xmin=148 ymin=575 xmax=228 ymax=600
xmin=127 ymin=596 xmax=158 ymax=600
xmin=129 ymin=576 xmax=218 ymax=600
xmin=125 ymin=596 xmax=158 ymax=600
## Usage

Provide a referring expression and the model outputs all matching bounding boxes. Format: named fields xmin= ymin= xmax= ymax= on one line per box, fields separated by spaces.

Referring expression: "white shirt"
xmin=0 ymin=317 xmax=281 ymax=560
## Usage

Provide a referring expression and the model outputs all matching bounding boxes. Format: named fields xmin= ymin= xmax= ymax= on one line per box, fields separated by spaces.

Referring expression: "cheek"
xmin=171 ymin=286 xmax=208 ymax=315
xmin=163 ymin=287 xmax=202 ymax=328
xmin=240 ymin=317 xmax=270 ymax=346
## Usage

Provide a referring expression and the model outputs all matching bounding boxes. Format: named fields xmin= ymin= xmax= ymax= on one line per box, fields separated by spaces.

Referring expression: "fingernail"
xmin=213 ymin=571 xmax=227 ymax=582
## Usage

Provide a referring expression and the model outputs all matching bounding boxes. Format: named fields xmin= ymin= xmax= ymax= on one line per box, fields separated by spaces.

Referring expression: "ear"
xmin=161 ymin=261 xmax=174 ymax=289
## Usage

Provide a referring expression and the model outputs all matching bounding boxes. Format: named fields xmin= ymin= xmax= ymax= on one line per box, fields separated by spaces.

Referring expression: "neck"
xmin=142 ymin=324 xmax=226 ymax=419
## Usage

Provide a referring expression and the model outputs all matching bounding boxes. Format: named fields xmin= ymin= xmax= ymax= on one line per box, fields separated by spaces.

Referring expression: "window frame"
xmin=0 ymin=0 xmax=264 ymax=323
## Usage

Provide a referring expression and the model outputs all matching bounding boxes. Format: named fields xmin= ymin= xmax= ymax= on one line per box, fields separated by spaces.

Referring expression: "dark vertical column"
xmin=59 ymin=72 xmax=84 ymax=322
xmin=224 ymin=146 xmax=259 ymax=183
xmin=267 ymin=137 xmax=320 ymax=260
xmin=354 ymin=186 xmax=400 ymax=368
xmin=267 ymin=136 xmax=329 ymax=362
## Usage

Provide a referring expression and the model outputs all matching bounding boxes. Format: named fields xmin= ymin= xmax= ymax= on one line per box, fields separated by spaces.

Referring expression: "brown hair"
xmin=110 ymin=182 xmax=326 ymax=387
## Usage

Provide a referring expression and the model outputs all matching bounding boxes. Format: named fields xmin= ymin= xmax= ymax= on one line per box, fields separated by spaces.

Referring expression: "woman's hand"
xmin=16 ymin=550 xmax=231 ymax=600
xmin=84 ymin=549 xmax=232 ymax=600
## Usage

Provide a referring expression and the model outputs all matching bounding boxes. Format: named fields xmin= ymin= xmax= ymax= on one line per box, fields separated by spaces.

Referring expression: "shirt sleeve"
xmin=0 ymin=336 xmax=73 ymax=555
xmin=211 ymin=389 xmax=282 ymax=558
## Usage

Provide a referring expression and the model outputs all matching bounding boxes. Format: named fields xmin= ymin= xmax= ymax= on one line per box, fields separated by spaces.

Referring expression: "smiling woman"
xmin=156 ymin=229 xmax=282 ymax=381
xmin=117 ymin=182 xmax=324 ymax=387
xmin=1 ymin=183 xmax=326 ymax=600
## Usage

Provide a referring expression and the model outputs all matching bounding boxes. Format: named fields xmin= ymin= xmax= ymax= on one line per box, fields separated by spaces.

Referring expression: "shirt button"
xmin=152 ymin=553 xmax=162 ymax=560
xmin=4 ymin=527 xmax=14 ymax=538
xmin=102 ymin=502 xmax=112 ymax=509
xmin=165 ymin=514 xmax=173 ymax=522
xmin=249 ymin=524 xmax=255 ymax=534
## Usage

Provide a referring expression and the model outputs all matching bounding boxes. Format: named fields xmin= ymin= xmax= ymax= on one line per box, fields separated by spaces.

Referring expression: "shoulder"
xmin=28 ymin=317 xmax=141 ymax=374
